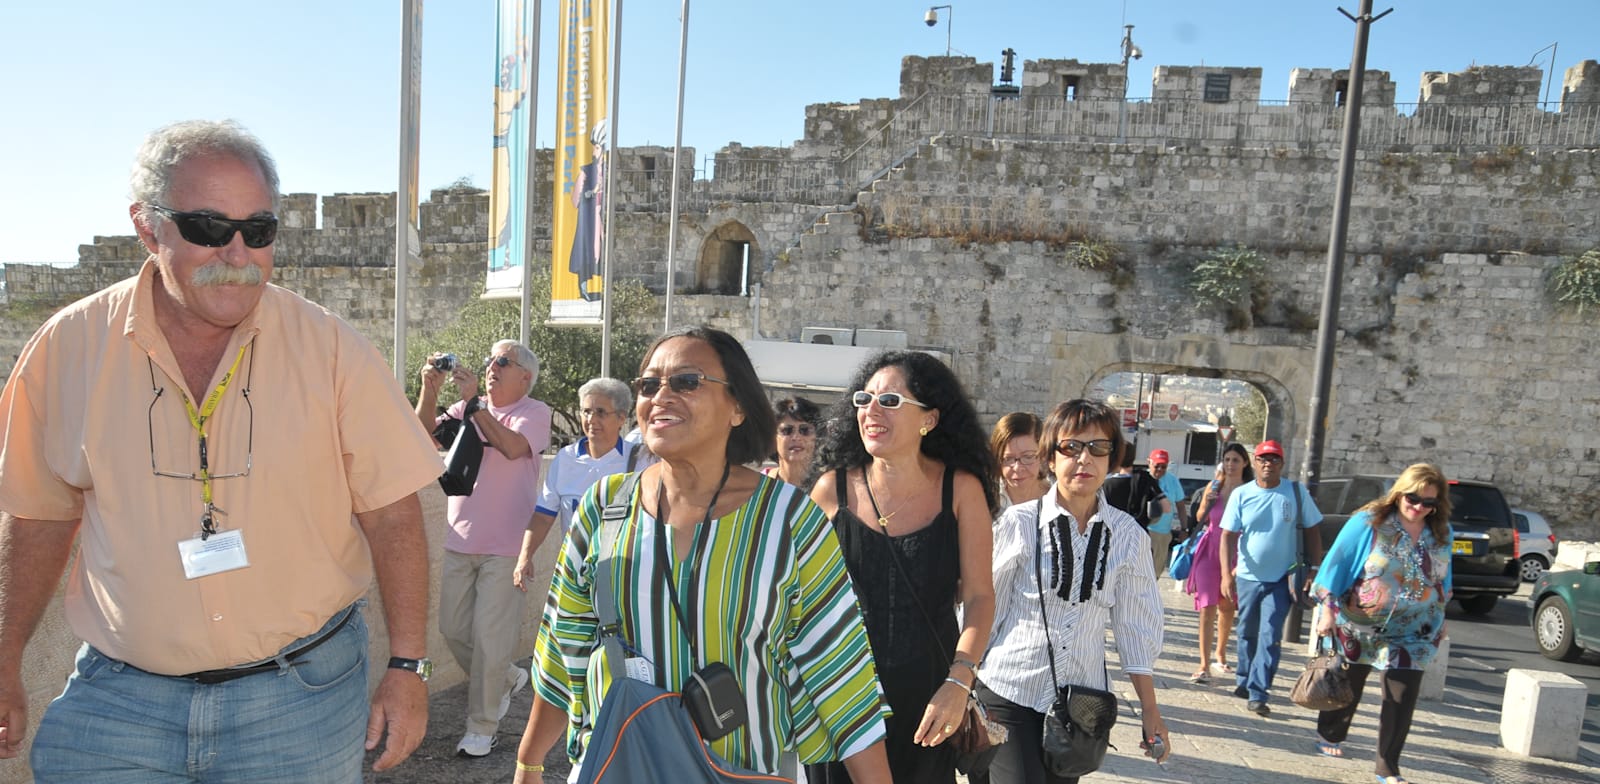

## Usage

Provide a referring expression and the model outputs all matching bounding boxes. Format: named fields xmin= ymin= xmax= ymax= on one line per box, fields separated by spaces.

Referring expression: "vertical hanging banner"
xmin=486 ymin=0 xmax=538 ymax=297
xmin=550 ymin=0 xmax=609 ymax=322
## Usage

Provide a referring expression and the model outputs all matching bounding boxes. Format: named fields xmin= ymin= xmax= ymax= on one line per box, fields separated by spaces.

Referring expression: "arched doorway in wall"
xmin=696 ymin=222 xmax=758 ymax=295
xmin=1081 ymin=365 xmax=1296 ymax=484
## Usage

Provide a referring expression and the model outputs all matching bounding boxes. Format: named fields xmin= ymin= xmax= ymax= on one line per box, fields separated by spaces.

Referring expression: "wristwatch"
xmin=388 ymin=656 xmax=433 ymax=682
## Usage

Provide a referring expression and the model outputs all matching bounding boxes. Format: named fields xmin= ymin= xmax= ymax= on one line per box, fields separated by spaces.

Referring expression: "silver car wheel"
xmin=1520 ymin=555 xmax=1547 ymax=582
xmin=1536 ymin=602 xmax=1567 ymax=652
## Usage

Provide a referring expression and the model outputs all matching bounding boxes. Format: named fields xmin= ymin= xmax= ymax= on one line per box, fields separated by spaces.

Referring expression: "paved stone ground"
xmin=367 ymin=576 xmax=1598 ymax=784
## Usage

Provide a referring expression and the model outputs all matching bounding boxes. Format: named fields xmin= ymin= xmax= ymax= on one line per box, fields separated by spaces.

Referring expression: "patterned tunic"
xmin=532 ymin=471 xmax=890 ymax=773
xmin=1315 ymin=511 xmax=1452 ymax=670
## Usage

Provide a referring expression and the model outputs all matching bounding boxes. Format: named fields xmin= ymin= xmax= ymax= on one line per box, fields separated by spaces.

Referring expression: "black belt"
xmin=181 ymin=606 xmax=357 ymax=685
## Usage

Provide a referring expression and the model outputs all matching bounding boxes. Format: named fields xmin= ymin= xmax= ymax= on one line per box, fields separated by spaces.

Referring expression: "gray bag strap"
xmin=594 ymin=471 xmax=642 ymax=676
xmin=625 ymin=442 xmax=641 ymax=473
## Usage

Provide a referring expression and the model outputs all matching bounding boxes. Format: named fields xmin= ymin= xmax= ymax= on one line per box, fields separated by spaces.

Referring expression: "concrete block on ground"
xmin=1419 ymin=636 xmax=1449 ymax=701
xmin=1499 ymin=668 xmax=1587 ymax=760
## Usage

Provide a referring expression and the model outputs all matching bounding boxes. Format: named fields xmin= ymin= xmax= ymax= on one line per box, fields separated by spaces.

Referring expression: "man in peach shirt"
xmin=0 ymin=120 xmax=443 ymax=782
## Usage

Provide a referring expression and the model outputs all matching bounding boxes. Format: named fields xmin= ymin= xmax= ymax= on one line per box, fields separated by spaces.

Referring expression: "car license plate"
xmin=1452 ymin=540 xmax=1474 ymax=555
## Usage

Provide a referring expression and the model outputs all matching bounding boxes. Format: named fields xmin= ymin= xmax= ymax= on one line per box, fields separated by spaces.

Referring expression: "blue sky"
xmin=1 ymin=0 xmax=1595 ymax=264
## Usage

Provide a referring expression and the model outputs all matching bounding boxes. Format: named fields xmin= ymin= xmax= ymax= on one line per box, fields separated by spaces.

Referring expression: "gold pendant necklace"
xmin=862 ymin=470 xmax=916 ymax=530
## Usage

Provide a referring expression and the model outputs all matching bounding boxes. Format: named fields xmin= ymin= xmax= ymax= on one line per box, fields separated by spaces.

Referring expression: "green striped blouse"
xmin=532 ymin=471 xmax=890 ymax=773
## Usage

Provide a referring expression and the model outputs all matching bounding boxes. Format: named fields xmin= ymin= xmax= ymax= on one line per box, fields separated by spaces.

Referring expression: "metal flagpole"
xmin=394 ymin=0 xmax=423 ymax=383
xmin=519 ymin=0 xmax=543 ymax=346
xmin=599 ymin=0 xmax=623 ymax=377
xmin=663 ymin=0 xmax=690 ymax=333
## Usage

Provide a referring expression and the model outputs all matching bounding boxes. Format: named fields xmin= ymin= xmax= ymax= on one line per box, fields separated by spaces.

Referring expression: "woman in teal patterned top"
xmin=1311 ymin=464 xmax=1454 ymax=784
xmin=513 ymin=327 xmax=892 ymax=782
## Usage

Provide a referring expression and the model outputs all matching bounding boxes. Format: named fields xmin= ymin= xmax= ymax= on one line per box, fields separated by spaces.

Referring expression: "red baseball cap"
xmin=1253 ymin=440 xmax=1284 ymax=458
xmin=1148 ymin=449 xmax=1170 ymax=464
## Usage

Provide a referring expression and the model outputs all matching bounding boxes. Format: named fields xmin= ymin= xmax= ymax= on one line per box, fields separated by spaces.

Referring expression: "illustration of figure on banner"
xmin=569 ymin=120 xmax=607 ymax=301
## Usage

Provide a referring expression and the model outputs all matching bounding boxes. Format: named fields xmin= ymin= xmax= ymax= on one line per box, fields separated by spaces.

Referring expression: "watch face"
xmin=417 ymin=658 xmax=434 ymax=682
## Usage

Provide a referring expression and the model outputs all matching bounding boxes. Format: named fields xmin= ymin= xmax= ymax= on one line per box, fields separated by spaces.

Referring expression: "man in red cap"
xmin=1217 ymin=440 xmax=1322 ymax=716
xmin=1147 ymin=449 xmax=1186 ymax=574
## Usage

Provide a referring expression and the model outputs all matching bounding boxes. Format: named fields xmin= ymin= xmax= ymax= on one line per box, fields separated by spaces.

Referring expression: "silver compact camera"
xmin=431 ymin=354 xmax=458 ymax=373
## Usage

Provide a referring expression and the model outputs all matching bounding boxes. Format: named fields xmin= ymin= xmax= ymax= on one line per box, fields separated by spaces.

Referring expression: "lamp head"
xmin=925 ymin=8 xmax=938 ymax=26
xmin=1130 ymin=45 xmax=1143 ymax=60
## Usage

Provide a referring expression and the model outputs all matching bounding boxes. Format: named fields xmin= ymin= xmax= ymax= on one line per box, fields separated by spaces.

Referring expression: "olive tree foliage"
xmin=405 ymin=270 xmax=656 ymax=443
xmin=1231 ymin=386 xmax=1268 ymax=445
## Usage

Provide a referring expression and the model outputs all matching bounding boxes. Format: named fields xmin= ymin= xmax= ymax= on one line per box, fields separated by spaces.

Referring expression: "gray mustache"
xmin=190 ymin=263 xmax=264 ymax=287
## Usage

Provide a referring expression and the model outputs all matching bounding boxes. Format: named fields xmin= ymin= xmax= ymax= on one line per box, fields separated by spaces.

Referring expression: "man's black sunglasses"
xmin=148 ymin=204 xmax=278 ymax=249
xmin=632 ymin=372 xmax=728 ymax=397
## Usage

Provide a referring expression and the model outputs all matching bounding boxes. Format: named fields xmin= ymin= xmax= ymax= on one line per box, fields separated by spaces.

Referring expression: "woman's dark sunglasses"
xmin=1054 ymin=439 xmax=1115 ymax=458
xmin=1402 ymin=492 xmax=1439 ymax=509
xmin=778 ymin=424 xmax=815 ymax=437
xmin=149 ymin=204 xmax=278 ymax=249
xmin=633 ymin=372 xmax=728 ymax=397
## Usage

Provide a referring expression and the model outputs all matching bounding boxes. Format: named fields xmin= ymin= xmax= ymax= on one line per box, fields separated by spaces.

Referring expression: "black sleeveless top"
xmin=808 ymin=467 xmax=962 ymax=784
xmin=831 ymin=466 xmax=961 ymax=668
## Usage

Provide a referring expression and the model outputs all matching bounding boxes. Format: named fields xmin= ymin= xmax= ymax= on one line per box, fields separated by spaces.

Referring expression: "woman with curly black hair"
xmin=765 ymin=396 xmax=822 ymax=489
xmin=804 ymin=351 xmax=997 ymax=784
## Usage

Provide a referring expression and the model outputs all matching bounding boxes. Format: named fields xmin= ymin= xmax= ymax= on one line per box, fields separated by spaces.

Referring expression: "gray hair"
xmin=131 ymin=120 xmax=281 ymax=226
xmin=492 ymin=339 xmax=540 ymax=395
xmin=578 ymin=377 xmax=632 ymax=421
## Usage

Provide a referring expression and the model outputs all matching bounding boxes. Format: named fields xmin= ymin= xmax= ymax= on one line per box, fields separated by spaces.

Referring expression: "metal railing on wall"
xmin=610 ymin=94 xmax=1600 ymax=211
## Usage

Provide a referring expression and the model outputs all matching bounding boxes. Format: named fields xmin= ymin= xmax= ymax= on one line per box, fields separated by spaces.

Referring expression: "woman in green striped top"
xmin=514 ymin=327 xmax=893 ymax=781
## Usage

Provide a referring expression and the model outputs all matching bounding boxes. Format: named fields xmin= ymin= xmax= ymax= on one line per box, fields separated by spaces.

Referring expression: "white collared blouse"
xmin=980 ymin=490 xmax=1165 ymax=713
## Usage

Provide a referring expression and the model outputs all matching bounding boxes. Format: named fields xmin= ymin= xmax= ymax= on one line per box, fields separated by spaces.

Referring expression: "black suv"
xmin=1312 ymin=475 xmax=1520 ymax=615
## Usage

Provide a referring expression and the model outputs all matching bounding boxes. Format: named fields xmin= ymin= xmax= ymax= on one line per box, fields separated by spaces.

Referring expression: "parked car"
xmin=1313 ymin=475 xmax=1520 ymax=615
xmin=1512 ymin=508 xmax=1559 ymax=582
xmin=1529 ymin=556 xmax=1600 ymax=661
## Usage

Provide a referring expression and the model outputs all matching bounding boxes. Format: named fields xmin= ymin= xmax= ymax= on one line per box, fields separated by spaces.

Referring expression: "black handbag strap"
xmin=1033 ymin=499 xmax=1110 ymax=693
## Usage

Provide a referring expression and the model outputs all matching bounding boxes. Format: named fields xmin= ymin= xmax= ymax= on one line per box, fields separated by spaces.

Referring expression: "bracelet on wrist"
xmin=943 ymin=676 xmax=972 ymax=695
xmin=951 ymin=657 xmax=980 ymax=675
xmin=516 ymin=760 xmax=544 ymax=773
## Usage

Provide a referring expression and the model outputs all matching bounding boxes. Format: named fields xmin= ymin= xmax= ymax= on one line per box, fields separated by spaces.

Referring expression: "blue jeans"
xmin=1233 ymin=576 xmax=1290 ymax=703
xmin=31 ymin=602 xmax=370 ymax=784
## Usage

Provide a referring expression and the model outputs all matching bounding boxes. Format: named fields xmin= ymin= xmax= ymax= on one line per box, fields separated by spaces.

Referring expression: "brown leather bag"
xmin=1290 ymin=636 xmax=1355 ymax=711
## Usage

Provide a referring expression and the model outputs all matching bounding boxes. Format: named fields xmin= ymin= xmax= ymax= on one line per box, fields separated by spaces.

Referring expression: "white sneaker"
xmin=497 ymin=667 xmax=531 ymax=722
xmin=456 ymin=731 xmax=497 ymax=757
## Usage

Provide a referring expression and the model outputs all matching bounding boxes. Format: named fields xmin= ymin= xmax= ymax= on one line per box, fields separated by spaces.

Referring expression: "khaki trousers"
xmin=439 ymin=550 xmax=527 ymax=735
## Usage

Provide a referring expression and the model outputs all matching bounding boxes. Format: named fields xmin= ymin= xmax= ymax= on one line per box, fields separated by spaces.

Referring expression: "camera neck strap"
xmin=652 ymin=461 xmax=731 ymax=666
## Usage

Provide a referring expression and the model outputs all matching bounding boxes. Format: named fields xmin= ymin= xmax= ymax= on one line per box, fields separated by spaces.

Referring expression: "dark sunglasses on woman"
xmin=778 ymin=424 xmax=815 ymax=437
xmin=1054 ymin=439 xmax=1115 ymax=458
xmin=1402 ymin=492 xmax=1439 ymax=509
xmin=633 ymin=372 xmax=728 ymax=397
xmin=148 ymin=204 xmax=278 ymax=249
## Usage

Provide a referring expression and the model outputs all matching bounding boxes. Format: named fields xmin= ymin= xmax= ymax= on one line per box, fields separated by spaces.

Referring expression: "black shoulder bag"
xmin=438 ymin=397 xmax=484 ymax=496
xmin=1033 ymin=499 xmax=1120 ymax=778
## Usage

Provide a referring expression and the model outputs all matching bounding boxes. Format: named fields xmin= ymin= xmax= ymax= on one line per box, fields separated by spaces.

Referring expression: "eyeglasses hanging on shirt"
xmin=147 ymin=344 xmax=255 ymax=540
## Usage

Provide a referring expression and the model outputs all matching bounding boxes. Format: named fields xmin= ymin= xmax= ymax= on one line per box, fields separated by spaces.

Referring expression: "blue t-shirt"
xmin=1220 ymin=480 xmax=1322 ymax=582
xmin=1151 ymin=472 xmax=1185 ymax=534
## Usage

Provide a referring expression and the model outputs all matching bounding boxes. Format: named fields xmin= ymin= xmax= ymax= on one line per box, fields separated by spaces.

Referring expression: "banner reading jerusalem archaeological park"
xmin=549 ymin=0 xmax=609 ymax=322
xmin=485 ymin=0 xmax=537 ymax=297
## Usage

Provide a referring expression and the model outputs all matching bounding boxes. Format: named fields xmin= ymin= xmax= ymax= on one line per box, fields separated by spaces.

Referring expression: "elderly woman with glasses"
xmin=514 ymin=376 xmax=650 ymax=589
xmin=1309 ymin=464 xmax=1453 ymax=784
xmin=764 ymin=396 xmax=821 ymax=489
xmin=991 ymin=412 xmax=1049 ymax=507
xmin=514 ymin=327 xmax=892 ymax=782
xmin=978 ymin=399 xmax=1170 ymax=784
xmin=805 ymin=352 xmax=996 ymax=784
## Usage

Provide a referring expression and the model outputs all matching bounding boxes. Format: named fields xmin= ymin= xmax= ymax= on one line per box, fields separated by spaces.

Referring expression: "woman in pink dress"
xmin=1185 ymin=443 xmax=1252 ymax=682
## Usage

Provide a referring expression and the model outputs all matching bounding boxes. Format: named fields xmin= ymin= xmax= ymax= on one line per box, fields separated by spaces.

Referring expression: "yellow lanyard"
xmin=178 ymin=344 xmax=249 ymax=525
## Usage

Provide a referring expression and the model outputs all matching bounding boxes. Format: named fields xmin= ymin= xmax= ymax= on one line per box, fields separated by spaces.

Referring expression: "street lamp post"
xmin=925 ymin=5 xmax=953 ymax=57
xmin=1528 ymin=42 xmax=1559 ymax=107
xmin=1117 ymin=24 xmax=1142 ymax=143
